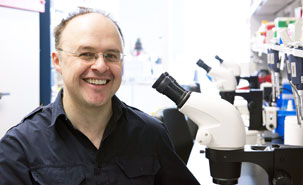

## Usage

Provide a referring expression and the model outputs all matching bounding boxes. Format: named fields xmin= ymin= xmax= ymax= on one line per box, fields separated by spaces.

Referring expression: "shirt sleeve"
xmin=154 ymin=124 xmax=201 ymax=185
xmin=0 ymin=133 xmax=33 ymax=185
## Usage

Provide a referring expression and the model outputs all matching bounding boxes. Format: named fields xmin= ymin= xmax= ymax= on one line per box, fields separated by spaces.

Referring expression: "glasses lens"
xmin=59 ymin=49 xmax=123 ymax=63
xmin=103 ymin=52 xmax=121 ymax=62
xmin=79 ymin=52 xmax=96 ymax=61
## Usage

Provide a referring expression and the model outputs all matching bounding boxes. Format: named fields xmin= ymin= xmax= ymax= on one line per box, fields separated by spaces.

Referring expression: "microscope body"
xmin=196 ymin=59 xmax=237 ymax=104
xmin=215 ymin=55 xmax=241 ymax=85
xmin=220 ymin=61 xmax=241 ymax=85
xmin=207 ymin=66 xmax=237 ymax=93
xmin=179 ymin=92 xmax=246 ymax=150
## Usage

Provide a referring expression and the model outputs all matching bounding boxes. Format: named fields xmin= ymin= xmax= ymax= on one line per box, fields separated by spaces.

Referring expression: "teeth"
xmin=86 ymin=79 xmax=107 ymax=85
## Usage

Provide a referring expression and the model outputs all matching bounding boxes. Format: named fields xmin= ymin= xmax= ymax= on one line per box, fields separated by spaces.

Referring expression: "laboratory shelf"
xmin=252 ymin=43 xmax=303 ymax=58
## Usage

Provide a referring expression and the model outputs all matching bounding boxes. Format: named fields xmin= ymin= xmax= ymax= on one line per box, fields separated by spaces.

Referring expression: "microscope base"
xmin=205 ymin=145 xmax=303 ymax=185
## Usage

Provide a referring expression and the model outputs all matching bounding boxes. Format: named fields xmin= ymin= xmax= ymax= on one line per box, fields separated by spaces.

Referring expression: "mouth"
xmin=84 ymin=78 xmax=109 ymax=85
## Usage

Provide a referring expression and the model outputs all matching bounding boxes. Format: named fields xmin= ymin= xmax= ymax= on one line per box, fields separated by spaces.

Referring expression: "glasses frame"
xmin=57 ymin=48 xmax=125 ymax=63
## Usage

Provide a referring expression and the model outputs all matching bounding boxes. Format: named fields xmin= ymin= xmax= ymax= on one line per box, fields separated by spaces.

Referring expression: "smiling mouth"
xmin=84 ymin=79 xmax=108 ymax=85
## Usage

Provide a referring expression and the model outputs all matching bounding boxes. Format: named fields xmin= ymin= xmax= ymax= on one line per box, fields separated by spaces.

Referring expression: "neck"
xmin=62 ymin=91 xmax=113 ymax=148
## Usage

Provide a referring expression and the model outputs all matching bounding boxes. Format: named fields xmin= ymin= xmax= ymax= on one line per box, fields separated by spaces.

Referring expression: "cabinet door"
xmin=0 ymin=7 xmax=39 ymax=138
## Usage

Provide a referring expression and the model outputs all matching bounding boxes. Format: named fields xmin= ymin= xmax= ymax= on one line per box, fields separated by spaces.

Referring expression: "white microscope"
xmin=196 ymin=59 xmax=265 ymax=144
xmin=214 ymin=55 xmax=241 ymax=85
xmin=196 ymin=58 xmax=237 ymax=104
xmin=153 ymin=72 xmax=303 ymax=185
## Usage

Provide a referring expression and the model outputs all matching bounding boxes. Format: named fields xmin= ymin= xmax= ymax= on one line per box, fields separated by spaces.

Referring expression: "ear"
xmin=52 ymin=52 xmax=62 ymax=74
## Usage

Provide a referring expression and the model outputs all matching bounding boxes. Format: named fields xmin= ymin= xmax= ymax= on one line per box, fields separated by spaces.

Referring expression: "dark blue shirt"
xmin=0 ymin=90 xmax=200 ymax=185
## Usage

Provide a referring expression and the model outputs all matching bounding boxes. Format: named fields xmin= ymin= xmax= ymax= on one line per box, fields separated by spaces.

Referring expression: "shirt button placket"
xmin=94 ymin=167 xmax=102 ymax=176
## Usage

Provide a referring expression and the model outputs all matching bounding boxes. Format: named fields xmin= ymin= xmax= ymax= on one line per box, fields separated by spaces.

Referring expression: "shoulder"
xmin=119 ymin=102 xmax=169 ymax=134
xmin=21 ymin=105 xmax=44 ymax=122
xmin=4 ymin=104 xmax=52 ymax=138
xmin=123 ymin=103 xmax=163 ymax=126
xmin=0 ymin=104 xmax=55 ymax=155
xmin=120 ymin=102 xmax=174 ymax=144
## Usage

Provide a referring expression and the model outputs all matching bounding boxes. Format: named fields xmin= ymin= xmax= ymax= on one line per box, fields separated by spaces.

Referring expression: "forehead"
xmin=68 ymin=13 xmax=113 ymax=28
xmin=60 ymin=13 xmax=122 ymax=50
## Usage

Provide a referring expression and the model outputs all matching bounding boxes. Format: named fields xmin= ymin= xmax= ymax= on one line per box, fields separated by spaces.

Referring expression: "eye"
xmin=104 ymin=53 xmax=119 ymax=62
xmin=78 ymin=52 xmax=96 ymax=60
xmin=104 ymin=53 xmax=118 ymax=59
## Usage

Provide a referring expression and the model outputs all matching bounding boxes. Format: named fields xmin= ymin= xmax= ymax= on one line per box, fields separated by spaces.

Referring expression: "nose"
xmin=91 ymin=54 xmax=109 ymax=72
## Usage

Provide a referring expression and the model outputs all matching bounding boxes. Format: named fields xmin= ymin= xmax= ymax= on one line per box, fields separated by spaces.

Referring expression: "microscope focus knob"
xmin=272 ymin=170 xmax=291 ymax=185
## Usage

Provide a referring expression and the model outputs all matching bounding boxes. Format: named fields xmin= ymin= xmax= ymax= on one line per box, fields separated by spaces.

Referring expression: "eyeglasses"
xmin=57 ymin=48 xmax=124 ymax=63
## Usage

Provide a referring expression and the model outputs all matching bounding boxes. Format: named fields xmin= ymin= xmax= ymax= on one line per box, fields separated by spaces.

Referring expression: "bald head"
xmin=54 ymin=8 xmax=124 ymax=50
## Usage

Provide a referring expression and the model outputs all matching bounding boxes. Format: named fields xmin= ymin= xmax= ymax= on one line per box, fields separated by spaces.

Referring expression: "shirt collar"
xmin=50 ymin=89 xmax=126 ymax=128
xmin=111 ymin=95 xmax=125 ymax=123
xmin=50 ymin=89 xmax=67 ymax=127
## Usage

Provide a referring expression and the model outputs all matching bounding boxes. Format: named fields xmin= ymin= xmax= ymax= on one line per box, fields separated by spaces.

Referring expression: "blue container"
xmin=276 ymin=83 xmax=295 ymax=110
xmin=275 ymin=83 xmax=296 ymax=138
xmin=276 ymin=110 xmax=296 ymax=138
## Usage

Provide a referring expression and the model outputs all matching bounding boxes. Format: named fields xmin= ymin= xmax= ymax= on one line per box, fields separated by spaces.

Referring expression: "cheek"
xmin=111 ymin=65 xmax=123 ymax=91
xmin=112 ymin=64 xmax=123 ymax=79
xmin=61 ymin=63 xmax=87 ymax=82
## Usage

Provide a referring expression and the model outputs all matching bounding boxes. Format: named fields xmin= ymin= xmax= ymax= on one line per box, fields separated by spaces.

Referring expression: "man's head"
xmin=52 ymin=8 xmax=124 ymax=110
xmin=54 ymin=9 xmax=124 ymax=50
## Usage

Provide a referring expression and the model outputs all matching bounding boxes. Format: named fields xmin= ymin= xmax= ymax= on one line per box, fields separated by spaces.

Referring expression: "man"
xmin=0 ymin=8 xmax=200 ymax=185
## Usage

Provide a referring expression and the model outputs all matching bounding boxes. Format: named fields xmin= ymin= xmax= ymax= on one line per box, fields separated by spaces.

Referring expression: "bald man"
xmin=0 ymin=8 xmax=200 ymax=185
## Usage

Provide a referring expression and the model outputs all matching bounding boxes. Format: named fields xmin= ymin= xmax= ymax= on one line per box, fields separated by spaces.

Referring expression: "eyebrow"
xmin=75 ymin=46 xmax=96 ymax=52
xmin=105 ymin=49 xmax=121 ymax=53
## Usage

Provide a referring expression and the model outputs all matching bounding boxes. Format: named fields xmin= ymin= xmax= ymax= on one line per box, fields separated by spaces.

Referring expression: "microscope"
xmin=196 ymin=59 xmax=265 ymax=131
xmin=153 ymin=72 xmax=303 ymax=185
xmin=196 ymin=58 xmax=237 ymax=104
xmin=214 ymin=55 xmax=241 ymax=85
xmin=214 ymin=55 xmax=261 ymax=89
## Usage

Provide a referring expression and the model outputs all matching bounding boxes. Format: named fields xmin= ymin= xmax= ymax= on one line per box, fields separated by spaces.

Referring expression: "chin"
xmin=85 ymin=96 xmax=110 ymax=107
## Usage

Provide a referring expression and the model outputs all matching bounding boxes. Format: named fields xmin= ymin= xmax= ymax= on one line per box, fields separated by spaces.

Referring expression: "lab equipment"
xmin=235 ymin=89 xmax=264 ymax=131
xmin=214 ymin=55 xmax=241 ymax=85
xmin=196 ymin=59 xmax=237 ymax=104
xmin=153 ymin=72 xmax=303 ymax=185
xmin=197 ymin=59 xmax=264 ymax=130
xmin=287 ymin=53 xmax=303 ymax=126
xmin=267 ymin=48 xmax=280 ymax=105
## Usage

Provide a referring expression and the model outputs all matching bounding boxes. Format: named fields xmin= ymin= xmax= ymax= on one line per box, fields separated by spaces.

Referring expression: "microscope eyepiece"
xmin=196 ymin=59 xmax=212 ymax=73
xmin=152 ymin=73 xmax=191 ymax=108
xmin=215 ymin=55 xmax=224 ymax=64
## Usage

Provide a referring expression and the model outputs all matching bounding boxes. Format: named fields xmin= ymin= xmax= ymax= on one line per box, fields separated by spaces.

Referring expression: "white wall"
xmin=116 ymin=0 xmax=175 ymax=114
xmin=116 ymin=0 xmax=251 ymax=114
xmin=118 ymin=0 xmax=170 ymax=69
xmin=181 ymin=1 xmax=250 ymax=79
xmin=0 ymin=7 xmax=40 ymax=137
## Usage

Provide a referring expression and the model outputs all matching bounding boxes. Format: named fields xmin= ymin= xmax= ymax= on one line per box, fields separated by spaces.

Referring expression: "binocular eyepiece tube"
xmin=152 ymin=72 xmax=191 ymax=108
